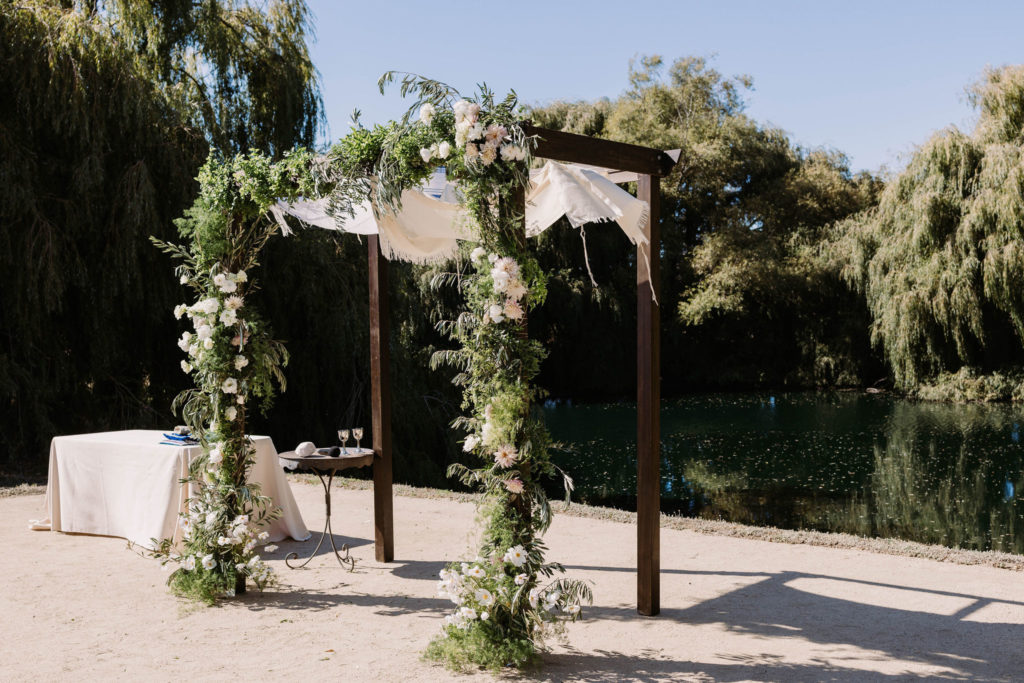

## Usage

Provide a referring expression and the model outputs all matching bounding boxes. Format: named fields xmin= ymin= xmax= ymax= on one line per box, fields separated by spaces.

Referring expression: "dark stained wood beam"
xmin=636 ymin=174 xmax=661 ymax=616
xmin=368 ymin=235 xmax=394 ymax=562
xmin=523 ymin=124 xmax=677 ymax=177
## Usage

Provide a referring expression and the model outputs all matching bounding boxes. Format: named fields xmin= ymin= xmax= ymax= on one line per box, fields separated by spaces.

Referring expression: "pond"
xmin=543 ymin=392 xmax=1024 ymax=554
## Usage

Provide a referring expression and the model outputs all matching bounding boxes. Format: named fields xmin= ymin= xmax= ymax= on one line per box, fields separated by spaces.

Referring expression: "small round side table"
xmin=278 ymin=448 xmax=374 ymax=571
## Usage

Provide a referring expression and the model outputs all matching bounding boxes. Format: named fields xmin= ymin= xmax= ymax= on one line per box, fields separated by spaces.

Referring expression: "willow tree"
xmin=0 ymin=1 xmax=320 ymax=474
xmin=830 ymin=66 xmax=1024 ymax=398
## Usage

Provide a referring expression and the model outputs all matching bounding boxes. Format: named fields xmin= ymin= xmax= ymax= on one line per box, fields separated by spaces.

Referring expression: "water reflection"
xmin=543 ymin=393 xmax=1024 ymax=554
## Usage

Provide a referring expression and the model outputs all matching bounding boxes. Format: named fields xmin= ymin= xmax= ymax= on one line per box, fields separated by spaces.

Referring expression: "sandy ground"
xmin=2 ymin=481 xmax=1023 ymax=682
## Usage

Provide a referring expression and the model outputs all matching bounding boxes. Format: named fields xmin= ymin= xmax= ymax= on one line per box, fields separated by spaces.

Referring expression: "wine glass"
xmin=352 ymin=427 xmax=364 ymax=451
xmin=338 ymin=429 xmax=350 ymax=454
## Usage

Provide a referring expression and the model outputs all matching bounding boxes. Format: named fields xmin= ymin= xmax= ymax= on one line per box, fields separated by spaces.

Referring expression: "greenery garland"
xmin=324 ymin=74 xmax=591 ymax=670
xmin=151 ymin=149 xmax=315 ymax=603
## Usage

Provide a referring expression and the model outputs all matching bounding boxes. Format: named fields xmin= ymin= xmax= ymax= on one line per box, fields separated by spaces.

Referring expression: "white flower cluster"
xmin=177 ymin=502 xmax=273 ymax=586
xmin=414 ymin=100 xmax=527 ymax=170
xmin=436 ymin=545 xmax=581 ymax=634
xmin=473 ymin=250 xmax=527 ymax=324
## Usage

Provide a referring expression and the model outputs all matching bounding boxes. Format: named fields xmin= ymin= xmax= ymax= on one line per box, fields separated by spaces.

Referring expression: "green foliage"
xmin=527 ymin=55 xmax=882 ymax=394
xmin=0 ymin=0 xmax=321 ymax=474
xmin=150 ymin=150 xmax=315 ymax=602
xmin=829 ymin=66 xmax=1024 ymax=391
xmin=325 ymin=77 xmax=589 ymax=669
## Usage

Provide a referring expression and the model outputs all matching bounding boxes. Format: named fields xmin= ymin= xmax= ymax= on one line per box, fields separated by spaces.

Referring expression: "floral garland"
xmin=324 ymin=74 xmax=590 ymax=670
xmin=151 ymin=149 xmax=314 ymax=603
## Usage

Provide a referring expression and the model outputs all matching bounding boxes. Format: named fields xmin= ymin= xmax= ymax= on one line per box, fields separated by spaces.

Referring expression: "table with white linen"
xmin=31 ymin=430 xmax=310 ymax=548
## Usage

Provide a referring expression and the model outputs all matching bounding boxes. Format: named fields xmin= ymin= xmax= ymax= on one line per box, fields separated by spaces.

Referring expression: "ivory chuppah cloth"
xmin=31 ymin=431 xmax=310 ymax=548
xmin=272 ymin=160 xmax=651 ymax=267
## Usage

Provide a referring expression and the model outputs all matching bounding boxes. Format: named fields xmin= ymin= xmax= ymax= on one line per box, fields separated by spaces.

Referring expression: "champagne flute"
xmin=352 ymin=427 xmax=364 ymax=451
xmin=338 ymin=429 xmax=350 ymax=454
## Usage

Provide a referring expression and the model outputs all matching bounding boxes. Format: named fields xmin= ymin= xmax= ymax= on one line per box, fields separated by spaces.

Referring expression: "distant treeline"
xmin=4 ymin=2 xmax=1024 ymax=481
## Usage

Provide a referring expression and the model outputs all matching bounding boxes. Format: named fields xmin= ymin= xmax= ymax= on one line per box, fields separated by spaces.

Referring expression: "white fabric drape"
xmin=272 ymin=160 xmax=650 ymax=265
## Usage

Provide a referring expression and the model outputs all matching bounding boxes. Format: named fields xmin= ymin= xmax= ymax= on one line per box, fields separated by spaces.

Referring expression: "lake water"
xmin=543 ymin=392 xmax=1024 ymax=554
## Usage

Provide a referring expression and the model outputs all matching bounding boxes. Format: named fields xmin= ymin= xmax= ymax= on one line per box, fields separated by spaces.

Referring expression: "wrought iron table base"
xmin=285 ymin=468 xmax=356 ymax=571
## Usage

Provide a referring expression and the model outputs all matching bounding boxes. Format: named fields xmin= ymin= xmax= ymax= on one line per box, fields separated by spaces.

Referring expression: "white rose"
xmin=203 ymin=338 xmax=214 ymax=350
xmin=180 ymin=360 xmax=192 ymax=373
xmin=219 ymin=309 xmax=237 ymax=326
xmin=219 ymin=278 xmax=237 ymax=294
xmin=236 ymin=395 xmax=245 ymax=405
xmin=234 ymin=270 xmax=248 ymax=283
xmin=221 ymin=378 xmax=238 ymax=394
xmin=213 ymin=273 xmax=228 ymax=289
xmin=488 ymin=253 xmax=499 ymax=264
xmin=173 ymin=304 xmax=187 ymax=319
xmin=470 ymin=246 xmax=486 ymax=262
xmin=179 ymin=274 xmax=189 ymax=285
xmin=208 ymin=446 xmax=223 ymax=464
xmin=234 ymin=355 xmax=248 ymax=370
xmin=468 ymin=122 xmax=484 ymax=141
xmin=463 ymin=434 xmax=480 ymax=452
xmin=419 ymin=102 xmax=436 ymax=124
xmin=225 ymin=406 xmax=237 ymax=421
xmin=437 ymin=141 xmax=451 ymax=159
xmin=419 ymin=147 xmax=433 ymax=163
xmin=487 ymin=304 xmax=505 ymax=323
xmin=196 ymin=324 xmax=213 ymax=341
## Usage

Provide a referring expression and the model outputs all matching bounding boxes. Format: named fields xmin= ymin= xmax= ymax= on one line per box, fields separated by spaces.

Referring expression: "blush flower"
xmin=504 ymin=478 xmax=525 ymax=495
xmin=225 ymin=295 xmax=244 ymax=310
xmin=493 ymin=444 xmax=518 ymax=468
xmin=503 ymin=300 xmax=524 ymax=321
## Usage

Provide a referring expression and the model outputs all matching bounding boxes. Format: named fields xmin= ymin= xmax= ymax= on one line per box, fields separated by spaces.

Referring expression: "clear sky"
xmin=306 ymin=0 xmax=1024 ymax=174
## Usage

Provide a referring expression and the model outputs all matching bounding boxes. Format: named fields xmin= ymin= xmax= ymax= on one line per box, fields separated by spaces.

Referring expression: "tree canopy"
xmin=829 ymin=65 xmax=1024 ymax=397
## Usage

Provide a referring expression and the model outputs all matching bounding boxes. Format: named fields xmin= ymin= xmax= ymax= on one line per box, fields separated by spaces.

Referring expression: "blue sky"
xmin=307 ymin=1 xmax=1024 ymax=173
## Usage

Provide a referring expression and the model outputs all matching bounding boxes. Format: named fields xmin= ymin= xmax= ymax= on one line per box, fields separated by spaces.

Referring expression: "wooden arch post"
xmin=369 ymin=234 xmax=394 ymax=562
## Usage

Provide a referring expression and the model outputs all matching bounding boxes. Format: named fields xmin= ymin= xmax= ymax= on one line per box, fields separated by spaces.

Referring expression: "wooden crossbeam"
xmin=523 ymin=124 xmax=677 ymax=177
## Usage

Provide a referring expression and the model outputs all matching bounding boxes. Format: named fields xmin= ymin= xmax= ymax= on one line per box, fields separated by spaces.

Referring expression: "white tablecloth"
xmin=31 ymin=430 xmax=310 ymax=548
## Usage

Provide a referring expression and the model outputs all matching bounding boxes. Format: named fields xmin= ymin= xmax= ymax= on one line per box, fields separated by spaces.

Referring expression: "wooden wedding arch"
xmin=365 ymin=125 xmax=676 ymax=616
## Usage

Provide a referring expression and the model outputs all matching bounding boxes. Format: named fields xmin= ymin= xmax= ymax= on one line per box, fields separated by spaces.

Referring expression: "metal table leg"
xmin=285 ymin=468 xmax=356 ymax=571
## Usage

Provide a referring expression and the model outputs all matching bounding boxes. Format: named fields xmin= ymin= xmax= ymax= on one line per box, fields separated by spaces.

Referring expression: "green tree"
xmin=0 ymin=1 xmax=320 ymax=474
xmin=527 ymin=56 xmax=881 ymax=394
xmin=829 ymin=65 xmax=1024 ymax=397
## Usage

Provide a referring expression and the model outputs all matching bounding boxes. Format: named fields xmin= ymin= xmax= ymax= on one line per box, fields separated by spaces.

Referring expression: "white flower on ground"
xmin=503 ymin=545 xmax=527 ymax=567
xmin=203 ymin=338 xmax=214 ymax=350
xmin=419 ymin=147 xmax=433 ymax=163
xmin=225 ymin=295 xmax=244 ymax=310
xmin=466 ymin=565 xmax=485 ymax=579
xmin=234 ymin=355 xmax=249 ymax=370
xmin=221 ymin=378 xmax=238 ymax=394
xmin=505 ymin=279 xmax=528 ymax=302
xmin=487 ymin=304 xmax=504 ymax=323
xmin=257 ymin=531 xmax=269 ymax=541
xmin=208 ymin=446 xmax=223 ymax=465
xmin=503 ymin=300 xmax=524 ymax=321
xmin=567 ymin=604 xmax=581 ymax=616
xmin=201 ymin=554 xmax=216 ymax=570
xmin=225 ymin=406 xmax=237 ymax=421
xmin=493 ymin=444 xmax=518 ymax=468
xmin=437 ymin=141 xmax=451 ymax=159
xmin=174 ymin=304 xmax=187 ymax=319
xmin=514 ymin=572 xmax=528 ymax=585
xmin=463 ymin=434 xmax=480 ymax=452
xmin=183 ymin=555 xmax=196 ymax=571
xmin=180 ymin=360 xmax=192 ymax=373
xmin=419 ymin=103 xmax=436 ymax=124
xmin=474 ymin=588 xmax=495 ymax=606
xmin=196 ymin=324 xmax=213 ymax=341
xmin=504 ymin=478 xmax=524 ymax=495
xmin=219 ymin=309 xmax=238 ymax=326
xmin=470 ymin=246 xmax=486 ymax=262
xmin=528 ymin=587 xmax=541 ymax=609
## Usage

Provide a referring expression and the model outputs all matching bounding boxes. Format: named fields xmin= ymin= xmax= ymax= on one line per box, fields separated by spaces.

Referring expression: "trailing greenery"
xmin=828 ymin=65 xmax=1024 ymax=396
xmin=323 ymin=75 xmax=590 ymax=670
xmin=149 ymin=149 xmax=316 ymax=603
